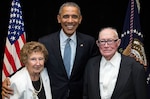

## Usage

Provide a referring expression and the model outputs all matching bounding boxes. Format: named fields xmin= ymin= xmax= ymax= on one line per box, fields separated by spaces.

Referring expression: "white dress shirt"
xmin=100 ymin=52 xmax=121 ymax=99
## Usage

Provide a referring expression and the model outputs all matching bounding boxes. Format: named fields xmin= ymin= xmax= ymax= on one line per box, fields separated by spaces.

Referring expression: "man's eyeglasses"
xmin=97 ymin=39 xmax=118 ymax=46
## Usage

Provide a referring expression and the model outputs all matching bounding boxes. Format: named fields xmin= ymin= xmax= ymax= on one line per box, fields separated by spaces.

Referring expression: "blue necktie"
xmin=64 ymin=38 xmax=71 ymax=78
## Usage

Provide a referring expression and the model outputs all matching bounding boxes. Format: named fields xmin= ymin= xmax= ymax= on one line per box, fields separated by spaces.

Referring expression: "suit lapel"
xmin=70 ymin=33 xmax=85 ymax=76
xmin=93 ymin=56 xmax=101 ymax=99
xmin=52 ymin=32 xmax=68 ymax=76
xmin=111 ymin=55 xmax=131 ymax=98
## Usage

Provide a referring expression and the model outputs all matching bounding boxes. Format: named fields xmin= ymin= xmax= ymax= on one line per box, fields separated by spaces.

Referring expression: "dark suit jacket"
xmin=83 ymin=55 xmax=148 ymax=99
xmin=38 ymin=31 xmax=98 ymax=99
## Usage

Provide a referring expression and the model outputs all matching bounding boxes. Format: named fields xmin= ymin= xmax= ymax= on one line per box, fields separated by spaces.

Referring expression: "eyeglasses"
xmin=97 ymin=39 xmax=118 ymax=46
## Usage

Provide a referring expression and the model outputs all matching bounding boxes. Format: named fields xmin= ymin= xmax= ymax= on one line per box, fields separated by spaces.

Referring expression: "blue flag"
xmin=146 ymin=66 xmax=150 ymax=94
xmin=119 ymin=0 xmax=147 ymax=67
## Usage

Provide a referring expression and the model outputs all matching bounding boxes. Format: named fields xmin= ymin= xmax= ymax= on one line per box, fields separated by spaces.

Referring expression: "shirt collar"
xmin=101 ymin=52 xmax=121 ymax=67
xmin=60 ymin=29 xmax=77 ymax=43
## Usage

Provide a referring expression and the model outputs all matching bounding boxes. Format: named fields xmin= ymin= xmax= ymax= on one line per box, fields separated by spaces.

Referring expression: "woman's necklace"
xmin=32 ymin=76 xmax=43 ymax=99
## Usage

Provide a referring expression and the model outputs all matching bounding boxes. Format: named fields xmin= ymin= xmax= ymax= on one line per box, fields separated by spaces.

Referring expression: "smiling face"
xmin=97 ymin=28 xmax=121 ymax=60
xmin=20 ymin=41 xmax=48 ymax=80
xmin=57 ymin=6 xmax=82 ymax=37
xmin=26 ymin=52 xmax=45 ymax=76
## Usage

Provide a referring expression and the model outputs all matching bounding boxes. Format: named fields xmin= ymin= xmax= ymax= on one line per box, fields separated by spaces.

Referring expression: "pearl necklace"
xmin=33 ymin=76 xmax=43 ymax=99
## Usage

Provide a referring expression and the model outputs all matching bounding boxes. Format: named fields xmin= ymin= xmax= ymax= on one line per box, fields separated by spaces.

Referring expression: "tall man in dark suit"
xmin=38 ymin=2 xmax=98 ymax=99
xmin=1 ymin=2 xmax=98 ymax=99
xmin=83 ymin=27 xmax=148 ymax=99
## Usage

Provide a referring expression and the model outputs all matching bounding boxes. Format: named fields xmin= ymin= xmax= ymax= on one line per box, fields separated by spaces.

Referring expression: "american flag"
xmin=119 ymin=0 xmax=147 ymax=67
xmin=2 ymin=0 xmax=26 ymax=81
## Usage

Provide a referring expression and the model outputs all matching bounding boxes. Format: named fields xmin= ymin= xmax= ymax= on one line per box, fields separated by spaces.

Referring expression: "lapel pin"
xmin=80 ymin=44 xmax=83 ymax=47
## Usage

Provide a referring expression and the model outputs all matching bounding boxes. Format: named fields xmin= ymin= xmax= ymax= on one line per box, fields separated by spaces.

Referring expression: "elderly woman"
xmin=4 ymin=41 xmax=52 ymax=99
